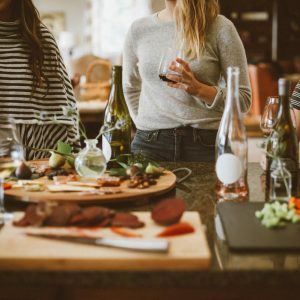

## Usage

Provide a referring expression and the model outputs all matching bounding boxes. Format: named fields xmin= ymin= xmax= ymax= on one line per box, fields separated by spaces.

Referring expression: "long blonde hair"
xmin=175 ymin=0 xmax=219 ymax=60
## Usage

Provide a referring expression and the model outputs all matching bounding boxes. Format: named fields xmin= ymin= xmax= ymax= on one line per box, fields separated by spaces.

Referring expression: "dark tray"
xmin=217 ymin=201 xmax=300 ymax=251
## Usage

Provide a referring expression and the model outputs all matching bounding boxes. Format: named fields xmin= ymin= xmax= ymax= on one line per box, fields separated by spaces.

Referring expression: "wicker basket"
xmin=80 ymin=59 xmax=112 ymax=101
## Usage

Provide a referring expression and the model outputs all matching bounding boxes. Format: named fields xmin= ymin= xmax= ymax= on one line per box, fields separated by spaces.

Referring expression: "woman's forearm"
xmin=195 ymin=82 xmax=218 ymax=104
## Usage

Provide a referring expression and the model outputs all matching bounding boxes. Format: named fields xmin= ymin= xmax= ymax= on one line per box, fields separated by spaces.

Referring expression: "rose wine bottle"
xmin=266 ymin=78 xmax=298 ymax=199
xmin=215 ymin=66 xmax=248 ymax=201
xmin=102 ymin=65 xmax=131 ymax=166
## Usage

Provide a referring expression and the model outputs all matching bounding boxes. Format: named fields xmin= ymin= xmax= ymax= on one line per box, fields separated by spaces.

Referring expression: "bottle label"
xmin=102 ymin=136 xmax=112 ymax=162
xmin=216 ymin=153 xmax=243 ymax=184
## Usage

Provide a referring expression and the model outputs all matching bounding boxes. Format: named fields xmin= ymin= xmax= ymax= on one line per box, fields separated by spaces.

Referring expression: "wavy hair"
xmin=175 ymin=0 xmax=219 ymax=60
xmin=11 ymin=0 xmax=50 ymax=89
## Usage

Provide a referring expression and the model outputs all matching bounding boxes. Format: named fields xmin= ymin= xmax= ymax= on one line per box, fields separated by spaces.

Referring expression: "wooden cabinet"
xmin=219 ymin=0 xmax=300 ymax=62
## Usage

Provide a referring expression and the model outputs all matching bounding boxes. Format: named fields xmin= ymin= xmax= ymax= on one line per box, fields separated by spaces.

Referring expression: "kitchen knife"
xmin=26 ymin=233 xmax=169 ymax=253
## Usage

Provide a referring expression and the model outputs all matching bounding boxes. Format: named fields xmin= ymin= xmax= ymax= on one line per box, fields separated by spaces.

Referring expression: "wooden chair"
xmin=248 ymin=63 xmax=278 ymax=116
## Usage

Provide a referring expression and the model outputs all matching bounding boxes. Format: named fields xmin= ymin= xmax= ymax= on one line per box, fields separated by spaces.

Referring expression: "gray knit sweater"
xmin=122 ymin=14 xmax=251 ymax=130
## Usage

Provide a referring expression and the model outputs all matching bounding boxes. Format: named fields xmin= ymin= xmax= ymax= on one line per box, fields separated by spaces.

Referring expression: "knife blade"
xmin=26 ymin=233 xmax=169 ymax=253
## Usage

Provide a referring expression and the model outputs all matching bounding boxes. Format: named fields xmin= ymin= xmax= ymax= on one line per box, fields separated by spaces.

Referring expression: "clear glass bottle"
xmin=215 ymin=66 xmax=248 ymax=201
xmin=102 ymin=65 xmax=131 ymax=166
xmin=270 ymin=159 xmax=292 ymax=202
xmin=75 ymin=139 xmax=106 ymax=178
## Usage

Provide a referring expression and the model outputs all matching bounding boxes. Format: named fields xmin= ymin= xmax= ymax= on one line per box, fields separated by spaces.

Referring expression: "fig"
xmin=48 ymin=151 xmax=65 ymax=169
xmin=15 ymin=161 xmax=32 ymax=179
xmin=126 ymin=165 xmax=140 ymax=177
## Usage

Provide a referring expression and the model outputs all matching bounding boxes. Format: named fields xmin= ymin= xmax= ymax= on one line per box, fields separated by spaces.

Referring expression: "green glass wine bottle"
xmin=266 ymin=78 xmax=299 ymax=199
xmin=102 ymin=65 xmax=131 ymax=167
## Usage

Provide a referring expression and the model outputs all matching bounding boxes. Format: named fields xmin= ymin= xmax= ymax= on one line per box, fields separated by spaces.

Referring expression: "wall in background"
xmin=34 ymin=0 xmax=85 ymax=45
xmin=32 ymin=0 xmax=165 ymax=74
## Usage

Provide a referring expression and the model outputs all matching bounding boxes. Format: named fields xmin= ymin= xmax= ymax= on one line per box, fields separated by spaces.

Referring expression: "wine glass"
xmin=0 ymin=117 xmax=23 ymax=223
xmin=260 ymin=96 xmax=280 ymax=136
xmin=260 ymin=96 xmax=297 ymax=135
xmin=158 ymin=47 xmax=184 ymax=84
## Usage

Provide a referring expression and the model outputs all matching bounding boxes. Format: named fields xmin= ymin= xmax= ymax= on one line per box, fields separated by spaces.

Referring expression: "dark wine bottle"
xmin=266 ymin=78 xmax=299 ymax=198
xmin=102 ymin=65 xmax=131 ymax=166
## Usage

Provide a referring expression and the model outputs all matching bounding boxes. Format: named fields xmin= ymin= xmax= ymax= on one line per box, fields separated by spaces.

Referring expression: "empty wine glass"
xmin=260 ymin=96 xmax=297 ymax=136
xmin=260 ymin=96 xmax=280 ymax=136
xmin=0 ymin=117 xmax=23 ymax=223
xmin=158 ymin=47 xmax=184 ymax=84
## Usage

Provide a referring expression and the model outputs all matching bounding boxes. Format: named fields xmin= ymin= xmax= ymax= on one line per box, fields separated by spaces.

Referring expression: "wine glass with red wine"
xmin=158 ymin=47 xmax=184 ymax=84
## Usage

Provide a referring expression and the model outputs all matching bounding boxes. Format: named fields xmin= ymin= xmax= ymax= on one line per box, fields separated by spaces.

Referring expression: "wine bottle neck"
xmin=277 ymin=78 xmax=292 ymax=121
xmin=225 ymin=67 xmax=240 ymax=113
xmin=108 ymin=65 xmax=126 ymax=107
xmin=112 ymin=66 xmax=122 ymax=86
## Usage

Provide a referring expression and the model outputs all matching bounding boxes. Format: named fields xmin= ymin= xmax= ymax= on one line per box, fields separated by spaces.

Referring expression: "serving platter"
xmin=4 ymin=161 xmax=177 ymax=204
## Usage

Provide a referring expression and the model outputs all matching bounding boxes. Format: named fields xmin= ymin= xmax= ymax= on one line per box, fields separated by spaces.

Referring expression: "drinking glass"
xmin=260 ymin=96 xmax=280 ymax=136
xmin=260 ymin=96 xmax=297 ymax=133
xmin=0 ymin=118 xmax=23 ymax=223
xmin=158 ymin=47 xmax=184 ymax=84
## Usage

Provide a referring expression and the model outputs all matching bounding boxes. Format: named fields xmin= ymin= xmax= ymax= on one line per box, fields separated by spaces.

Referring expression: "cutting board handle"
xmin=172 ymin=168 xmax=192 ymax=184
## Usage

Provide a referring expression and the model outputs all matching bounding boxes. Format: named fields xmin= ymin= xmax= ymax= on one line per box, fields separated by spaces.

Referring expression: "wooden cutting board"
xmin=5 ymin=171 xmax=176 ymax=204
xmin=0 ymin=212 xmax=211 ymax=271
xmin=217 ymin=202 xmax=300 ymax=251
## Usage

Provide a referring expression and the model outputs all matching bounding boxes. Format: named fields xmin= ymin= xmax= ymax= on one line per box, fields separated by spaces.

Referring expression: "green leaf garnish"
xmin=57 ymin=141 xmax=72 ymax=155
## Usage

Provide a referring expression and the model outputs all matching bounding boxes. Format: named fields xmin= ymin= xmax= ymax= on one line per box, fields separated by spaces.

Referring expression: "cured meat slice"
xmin=13 ymin=203 xmax=52 ymax=227
xmin=151 ymin=198 xmax=185 ymax=225
xmin=68 ymin=207 xmax=115 ymax=226
xmin=112 ymin=212 xmax=144 ymax=229
xmin=45 ymin=204 xmax=81 ymax=227
xmin=97 ymin=177 xmax=121 ymax=187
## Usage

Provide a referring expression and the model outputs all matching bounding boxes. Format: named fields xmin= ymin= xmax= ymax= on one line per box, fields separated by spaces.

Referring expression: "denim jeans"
xmin=131 ymin=127 xmax=217 ymax=162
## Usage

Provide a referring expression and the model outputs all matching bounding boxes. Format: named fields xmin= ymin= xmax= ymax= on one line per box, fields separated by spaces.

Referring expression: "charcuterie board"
xmin=0 ymin=212 xmax=211 ymax=271
xmin=4 ymin=161 xmax=177 ymax=204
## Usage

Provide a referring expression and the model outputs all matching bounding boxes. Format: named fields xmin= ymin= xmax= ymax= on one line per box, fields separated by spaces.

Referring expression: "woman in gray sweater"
xmin=123 ymin=0 xmax=251 ymax=162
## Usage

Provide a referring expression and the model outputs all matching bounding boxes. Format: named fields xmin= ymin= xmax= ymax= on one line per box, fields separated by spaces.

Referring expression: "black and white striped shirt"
xmin=0 ymin=20 xmax=79 ymax=160
xmin=291 ymin=80 xmax=300 ymax=110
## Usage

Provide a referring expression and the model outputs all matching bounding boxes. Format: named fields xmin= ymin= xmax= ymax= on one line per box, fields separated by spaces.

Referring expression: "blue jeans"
xmin=131 ymin=127 xmax=217 ymax=162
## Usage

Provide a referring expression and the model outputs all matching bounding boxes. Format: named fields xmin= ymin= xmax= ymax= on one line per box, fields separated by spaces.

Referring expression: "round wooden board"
xmin=5 ymin=165 xmax=176 ymax=205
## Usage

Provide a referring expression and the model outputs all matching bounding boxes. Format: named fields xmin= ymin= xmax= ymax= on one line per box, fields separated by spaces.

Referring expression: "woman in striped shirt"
xmin=0 ymin=0 xmax=79 ymax=160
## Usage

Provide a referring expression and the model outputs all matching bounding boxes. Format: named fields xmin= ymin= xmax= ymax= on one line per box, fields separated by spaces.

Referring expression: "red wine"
xmin=159 ymin=73 xmax=177 ymax=84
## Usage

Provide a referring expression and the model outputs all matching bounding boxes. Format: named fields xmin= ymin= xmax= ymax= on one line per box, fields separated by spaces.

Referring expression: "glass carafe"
xmin=75 ymin=139 xmax=106 ymax=178
xmin=270 ymin=159 xmax=292 ymax=202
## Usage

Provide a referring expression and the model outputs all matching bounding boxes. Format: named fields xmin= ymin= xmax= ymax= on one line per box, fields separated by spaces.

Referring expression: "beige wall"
xmin=33 ymin=0 xmax=85 ymax=43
